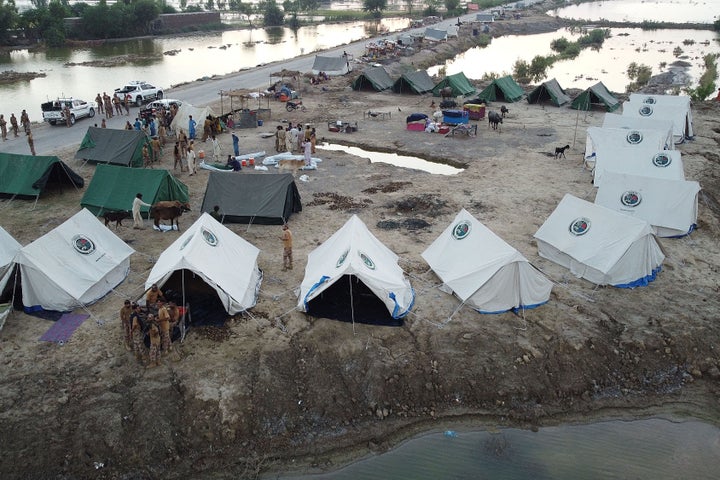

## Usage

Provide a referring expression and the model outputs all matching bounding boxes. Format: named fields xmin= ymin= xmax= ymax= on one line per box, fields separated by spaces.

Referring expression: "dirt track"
xmin=1 ymin=10 xmax=720 ymax=480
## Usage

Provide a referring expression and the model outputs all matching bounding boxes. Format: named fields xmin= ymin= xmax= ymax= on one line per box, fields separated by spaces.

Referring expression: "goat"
xmin=555 ymin=144 xmax=570 ymax=159
xmin=488 ymin=111 xmax=503 ymax=132
xmin=150 ymin=201 xmax=191 ymax=231
xmin=102 ymin=210 xmax=131 ymax=229
xmin=500 ymin=105 xmax=509 ymax=118
xmin=439 ymin=86 xmax=454 ymax=99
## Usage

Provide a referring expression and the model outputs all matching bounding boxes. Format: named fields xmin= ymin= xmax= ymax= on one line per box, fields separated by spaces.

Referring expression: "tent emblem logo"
xmin=336 ymin=249 xmax=349 ymax=268
xmin=643 ymin=97 xmax=657 ymax=104
xmin=72 ymin=235 xmax=96 ymax=254
xmin=638 ymin=105 xmax=653 ymax=117
xmin=201 ymin=228 xmax=218 ymax=246
xmin=569 ymin=217 xmax=591 ymax=236
xmin=621 ymin=191 xmax=642 ymax=207
xmin=452 ymin=221 xmax=471 ymax=240
xmin=359 ymin=251 xmax=376 ymax=270
xmin=626 ymin=130 xmax=643 ymax=144
xmin=652 ymin=153 xmax=671 ymax=168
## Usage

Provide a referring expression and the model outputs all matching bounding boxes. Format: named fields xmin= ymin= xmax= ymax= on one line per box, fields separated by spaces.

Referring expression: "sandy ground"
xmin=2 ymin=10 xmax=720 ymax=480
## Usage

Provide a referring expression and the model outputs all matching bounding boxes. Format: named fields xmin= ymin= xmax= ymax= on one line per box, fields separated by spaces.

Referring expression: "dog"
xmin=500 ymin=105 xmax=509 ymax=118
xmin=102 ymin=210 xmax=131 ymax=229
xmin=555 ymin=144 xmax=570 ymax=159
xmin=276 ymin=159 xmax=307 ymax=174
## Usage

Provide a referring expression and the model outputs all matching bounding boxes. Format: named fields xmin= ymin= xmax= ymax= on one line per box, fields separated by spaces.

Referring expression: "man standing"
xmin=95 ymin=93 xmax=104 ymax=115
xmin=10 ymin=113 xmax=19 ymax=137
xmin=130 ymin=304 xmax=145 ymax=360
xmin=20 ymin=109 xmax=30 ymax=134
xmin=211 ymin=135 xmax=221 ymax=162
xmin=132 ymin=193 xmax=151 ymax=229
xmin=188 ymin=115 xmax=197 ymax=140
xmin=232 ymin=132 xmax=240 ymax=156
xmin=275 ymin=125 xmax=286 ymax=152
xmin=27 ymin=132 xmax=36 ymax=156
xmin=0 ymin=114 xmax=7 ymax=141
xmin=187 ymin=141 xmax=197 ymax=176
xmin=120 ymin=299 xmax=133 ymax=351
xmin=147 ymin=315 xmax=161 ymax=368
xmin=157 ymin=301 xmax=172 ymax=354
xmin=281 ymin=224 xmax=293 ymax=271
xmin=63 ymin=106 xmax=72 ymax=127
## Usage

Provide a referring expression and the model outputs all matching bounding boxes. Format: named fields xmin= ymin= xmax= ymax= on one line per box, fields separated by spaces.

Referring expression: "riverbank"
xmin=1 ymin=7 xmax=720 ymax=480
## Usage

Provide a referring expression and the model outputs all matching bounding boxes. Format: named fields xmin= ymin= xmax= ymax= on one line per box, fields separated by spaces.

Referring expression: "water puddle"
xmin=277 ymin=417 xmax=720 ymax=479
xmin=317 ymin=143 xmax=464 ymax=176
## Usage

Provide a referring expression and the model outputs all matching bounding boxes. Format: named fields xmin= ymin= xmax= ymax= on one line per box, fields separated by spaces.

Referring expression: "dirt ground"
xmin=2 ymin=10 xmax=720 ymax=480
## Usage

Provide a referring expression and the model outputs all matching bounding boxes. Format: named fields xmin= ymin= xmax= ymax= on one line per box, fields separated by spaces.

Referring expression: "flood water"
xmin=550 ymin=0 xmax=720 ymax=24
xmin=428 ymin=27 xmax=720 ymax=93
xmin=278 ymin=417 xmax=720 ymax=479
xmin=317 ymin=142 xmax=463 ymax=175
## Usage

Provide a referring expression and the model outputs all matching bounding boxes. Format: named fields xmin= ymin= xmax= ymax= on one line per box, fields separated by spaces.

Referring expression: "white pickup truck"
xmin=41 ymin=98 xmax=96 ymax=126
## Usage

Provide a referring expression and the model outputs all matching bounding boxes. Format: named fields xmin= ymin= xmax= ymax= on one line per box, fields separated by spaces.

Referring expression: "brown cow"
xmin=150 ymin=201 xmax=191 ymax=231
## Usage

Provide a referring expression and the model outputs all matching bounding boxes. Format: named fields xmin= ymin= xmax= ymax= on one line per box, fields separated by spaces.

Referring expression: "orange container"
xmin=248 ymin=158 xmax=255 ymax=166
xmin=241 ymin=159 xmax=247 ymax=167
xmin=279 ymin=94 xmax=288 ymax=102
xmin=198 ymin=150 xmax=205 ymax=159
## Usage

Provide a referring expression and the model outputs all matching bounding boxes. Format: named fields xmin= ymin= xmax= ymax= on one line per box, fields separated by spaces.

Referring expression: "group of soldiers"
xmin=119 ymin=284 xmax=182 ymax=368
xmin=0 ymin=110 xmax=35 ymax=155
xmin=96 ymin=92 xmax=131 ymax=119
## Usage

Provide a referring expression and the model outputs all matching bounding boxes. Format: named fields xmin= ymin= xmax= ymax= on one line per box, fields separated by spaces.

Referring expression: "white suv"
xmin=115 ymin=81 xmax=164 ymax=106
xmin=41 ymin=98 xmax=96 ymax=126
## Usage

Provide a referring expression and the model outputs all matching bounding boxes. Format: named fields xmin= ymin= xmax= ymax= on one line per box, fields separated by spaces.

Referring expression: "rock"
xmin=690 ymin=368 xmax=702 ymax=378
xmin=707 ymin=366 xmax=720 ymax=379
xmin=522 ymin=354 xmax=531 ymax=363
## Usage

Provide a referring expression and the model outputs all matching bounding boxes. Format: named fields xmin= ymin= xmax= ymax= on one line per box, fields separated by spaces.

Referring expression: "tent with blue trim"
xmin=297 ymin=215 xmax=414 ymax=326
xmin=422 ymin=209 xmax=552 ymax=314
xmin=534 ymin=194 xmax=664 ymax=288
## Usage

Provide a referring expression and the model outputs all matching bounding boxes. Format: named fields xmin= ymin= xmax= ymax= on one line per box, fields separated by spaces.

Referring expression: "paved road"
xmin=0 ymin=13 xmax=480 ymax=156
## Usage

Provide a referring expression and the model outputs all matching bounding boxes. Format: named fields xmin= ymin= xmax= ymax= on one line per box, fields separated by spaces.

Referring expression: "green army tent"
xmin=0 ymin=153 xmax=84 ymax=200
xmin=74 ymin=127 xmax=151 ymax=167
xmin=352 ymin=66 xmax=394 ymax=91
xmin=392 ymin=70 xmax=435 ymax=94
xmin=570 ymin=81 xmax=620 ymax=112
xmin=432 ymin=72 xmax=477 ymax=97
xmin=201 ymin=172 xmax=301 ymax=225
xmin=527 ymin=78 xmax=571 ymax=106
xmin=472 ymin=75 xmax=524 ymax=103
xmin=80 ymin=164 xmax=188 ymax=217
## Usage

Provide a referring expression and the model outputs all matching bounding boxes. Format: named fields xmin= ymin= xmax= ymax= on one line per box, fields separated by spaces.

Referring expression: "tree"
xmin=0 ymin=0 xmax=19 ymax=45
xmin=423 ymin=0 xmax=440 ymax=17
xmin=259 ymin=0 xmax=283 ymax=27
xmin=362 ymin=0 xmax=387 ymax=19
xmin=444 ymin=0 xmax=461 ymax=16
xmin=403 ymin=0 xmax=413 ymax=15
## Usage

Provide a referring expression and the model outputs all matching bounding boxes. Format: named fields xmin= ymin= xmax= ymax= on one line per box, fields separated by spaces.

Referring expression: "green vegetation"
xmin=363 ymin=0 xmax=388 ymax=19
xmin=625 ymin=62 xmax=652 ymax=92
xmin=684 ymin=54 xmax=718 ymax=101
xmin=259 ymin=0 xmax=284 ymax=26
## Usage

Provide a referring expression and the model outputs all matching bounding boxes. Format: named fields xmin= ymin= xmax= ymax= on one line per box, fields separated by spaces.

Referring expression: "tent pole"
xmin=348 ymin=275 xmax=356 ymax=335
xmin=181 ymin=269 xmax=187 ymax=343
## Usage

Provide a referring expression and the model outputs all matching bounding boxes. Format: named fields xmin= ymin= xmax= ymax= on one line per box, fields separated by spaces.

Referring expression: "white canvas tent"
xmin=298 ymin=215 xmax=414 ymax=325
xmin=601 ymin=113 xmax=675 ymax=149
xmin=170 ymin=102 xmax=216 ymax=135
xmin=14 ymin=209 xmax=134 ymax=312
xmin=0 ymin=226 xmax=21 ymax=329
xmin=595 ymin=172 xmax=700 ymax=238
xmin=534 ymin=194 xmax=664 ymax=288
xmin=311 ymin=55 xmax=351 ymax=76
xmin=622 ymin=97 xmax=694 ymax=143
xmin=422 ymin=209 xmax=552 ymax=314
xmin=584 ymin=126 xmax=677 ymax=185
xmin=145 ymin=213 xmax=262 ymax=315
xmin=595 ymin=148 xmax=684 ymax=187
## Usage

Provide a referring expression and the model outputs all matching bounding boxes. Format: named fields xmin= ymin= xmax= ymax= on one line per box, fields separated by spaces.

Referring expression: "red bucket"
xmin=248 ymin=158 xmax=255 ymax=166
xmin=241 ymin=159 xmax=247 ymax=167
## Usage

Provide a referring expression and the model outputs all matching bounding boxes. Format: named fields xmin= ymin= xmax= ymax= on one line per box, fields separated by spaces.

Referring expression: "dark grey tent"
xmin=75 ymin=127 xmax=151 ymax=167
xmin=311 ymin=55 xmax=350 ymax=76
xmin=201 ymin=172 xmax=301 ymax=225
xmin=424 ymin=28 xmax=447 ymax=42
xmin=352 ymin=66 xmax=394 ymax=91
xmin=527 ymin=78 xmax=571 ymax=106
xmin=392 ymin=70 xmax=435 ymax=94
xmin=570 ymin=82 xmax=620 ymax=112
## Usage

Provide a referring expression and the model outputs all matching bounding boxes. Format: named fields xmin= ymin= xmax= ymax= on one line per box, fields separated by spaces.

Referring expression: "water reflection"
xmin=551 ymin=0 xmax=720 ymax=24
xmin=278 ymin=418 xmax=720 ymax=479
xmin=317 ymin=143 xmax=463 ymax=175
xmin=429 ymin=28 xmax=720 ymax=92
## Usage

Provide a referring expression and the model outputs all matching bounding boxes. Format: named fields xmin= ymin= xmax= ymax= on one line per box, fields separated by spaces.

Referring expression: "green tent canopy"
xmin=527 ymin=78 xmax=571 ymax=106
xmin=80 ymin=164 xmax=189 ymax=217
xmin=472 ymin=75 xmax=524 ymax=103
xmin=352 ymin=66 xmax=395 ymax=91
xmin=432 ymin=72 xmax=477 ymax=97
xmin=392 ymin=70 xmax=435 ymax=94
xmin=570 ymin=82 xmax=620 ymax=112
xmin=0 ymin=153 xmax=84 ymax=199
xmin=75 ymin=127 xmax=151 ymax=167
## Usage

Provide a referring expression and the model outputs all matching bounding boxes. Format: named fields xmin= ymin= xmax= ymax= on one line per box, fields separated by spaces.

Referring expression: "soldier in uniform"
xmin=147 ymin=316 xmax=161 ymax=368
xmin=157 ymin=301 xmax=173 ymax=354
xmin=120 ymin=299 xmax=133 ymax=351
xmin=130 ymin=304 xmax=145 ymax=360
xmin=10 ymin=113 xmax=19 ymax=136
xmin=0 ymin=114 xmax=7 ymax=141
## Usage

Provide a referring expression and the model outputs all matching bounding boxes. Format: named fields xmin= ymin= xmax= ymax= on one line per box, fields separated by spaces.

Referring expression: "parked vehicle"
xmin=41 ymin=98 xmax=96 ymax=126
xmin=115 ymin=81 xmax=163 ymax=106
xmin=139 ymin=98 xmax=182 ymax=122
xmin=286 ymin=100 xmax=306 ymax=112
